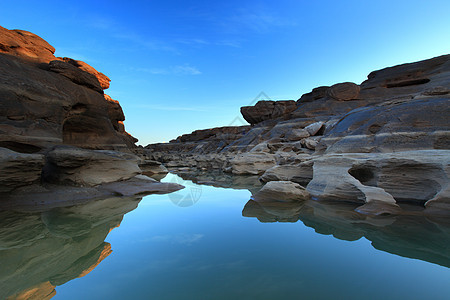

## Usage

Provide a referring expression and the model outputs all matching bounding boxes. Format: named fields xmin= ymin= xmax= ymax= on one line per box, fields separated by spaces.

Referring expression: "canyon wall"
xmin=146 ymin=54 xmax=450 ymax=215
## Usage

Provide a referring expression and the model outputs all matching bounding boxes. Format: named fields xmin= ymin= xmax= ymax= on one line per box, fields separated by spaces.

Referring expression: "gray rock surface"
xmin=0 ymin=147 xmax=44 ymax=193
xmin=254 ymin=181 xmax=309 ymax=202
xmin=43 ymin=146 xmax=141 ymax=186
xmin=145 ymin=54 xmax=450 ymax=214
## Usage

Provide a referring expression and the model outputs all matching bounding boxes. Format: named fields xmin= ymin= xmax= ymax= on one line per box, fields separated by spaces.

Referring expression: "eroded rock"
xmin=0 ymin=148 xmax=44 ymax=193
xmin=254 ymin=181 xmax=309 ymax=202
xmin=43 ymin=146 xmax=141 ymax=186
xmin=230 ymin=152 xmax=276 ymax=175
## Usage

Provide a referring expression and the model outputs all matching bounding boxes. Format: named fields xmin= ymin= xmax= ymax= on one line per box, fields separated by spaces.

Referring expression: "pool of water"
xmin=1 ymin=174 xmax=449 ymax=299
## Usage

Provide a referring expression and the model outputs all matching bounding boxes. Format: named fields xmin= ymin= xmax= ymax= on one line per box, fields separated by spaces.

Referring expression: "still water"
xmin=1 ymin=173 xmax=449 ymax=299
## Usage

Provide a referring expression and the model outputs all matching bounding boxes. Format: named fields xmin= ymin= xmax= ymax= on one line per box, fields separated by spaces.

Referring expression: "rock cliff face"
xmin=0 ymin=26 xmax=182 ymax=204
xmin=146 ymin=54 xmax=450 ymax=215
xmin=0 ymin=26 xmax=136 ymax=152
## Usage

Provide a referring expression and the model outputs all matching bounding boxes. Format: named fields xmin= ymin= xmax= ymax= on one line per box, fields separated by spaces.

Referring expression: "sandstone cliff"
xmin=0 ymin=26 xmax=182 ymax=205
xmin=146 ymin=54 xmax=450 ymax=215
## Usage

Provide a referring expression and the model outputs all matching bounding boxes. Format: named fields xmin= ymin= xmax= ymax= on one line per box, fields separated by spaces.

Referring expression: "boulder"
xmin=241 ymin=100 xmax=296 ymax=125
xmin=0 ymin=147 xmax=44 ymax=193
xmin=43 ymin=146 xmax=141 ymax=186
xmin=0 ymin=26 xmax=55 ymax=63
xmin=304 ymin=121 xmax=324 ymax=136
xmin=327 ymin=82 xmax=360 ymax=100
xmin=254 ymin=181 xmax=309 ymax=202
xmin=259 ymin=161 xmax=313 ymax=186
xmin=284 ymin=129 xmax=310 ymax=141
xmin=307 ymin=154 xmax=397 ymax=204
xmin=302 ymin=136 xmax=321 ymax=150
xmin=307 ymin=151 xmax=450 ymax=208
xmin=230 ymin=152 xmax=276 ymax=175
xmin=139 ymin=159 xmax=169 ymax=175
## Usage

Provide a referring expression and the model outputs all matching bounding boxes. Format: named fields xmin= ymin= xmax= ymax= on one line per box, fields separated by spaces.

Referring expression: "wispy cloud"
xmin=224 ymin=9 xmax=297 ymax=34
xmin=112 ymin=32 xmax=179 ymax=53
xmin=53 ymin=47 xmax=93 ymax=62
xmin=216 ymin=40 xmax=242 ymax=48
xmin=176 ymin=38 xmax=210 ymax=46
xmin=83 ymin=15 xmax=179 ymax=53
xmin=134 ymin=64 xmax=201 ymax=76
xmin=151 ymin=234 xmax=204 ymax=246
xmin=131 ymin=104 xmax=208 ymax=112
xmin=176 ymin=38 xmax=242 ymax=48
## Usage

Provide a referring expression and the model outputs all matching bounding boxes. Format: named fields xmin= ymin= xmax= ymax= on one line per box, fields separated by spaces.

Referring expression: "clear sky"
xmin=1 ymin=0 xmax=449 ymax=145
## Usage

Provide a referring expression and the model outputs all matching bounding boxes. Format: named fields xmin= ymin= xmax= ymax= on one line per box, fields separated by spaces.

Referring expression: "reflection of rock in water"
xmin=243 ymin=199 xmax=450 ymax=268
xmin=174 ymin=169 xmax=262 ymax=192
xmin=0 ymin=196 xmax=142 ymax=299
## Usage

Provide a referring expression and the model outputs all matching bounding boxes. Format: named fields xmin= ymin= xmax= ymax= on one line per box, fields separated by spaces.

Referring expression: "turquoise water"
xmin=1 ymin=174 xmax=449 ymax=299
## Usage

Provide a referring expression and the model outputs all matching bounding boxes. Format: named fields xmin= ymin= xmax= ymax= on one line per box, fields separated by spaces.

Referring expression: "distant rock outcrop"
xmin=146 ymin=54 xmax=450 ymax=215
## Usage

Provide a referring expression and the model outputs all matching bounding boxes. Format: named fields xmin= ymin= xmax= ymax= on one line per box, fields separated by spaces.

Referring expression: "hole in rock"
xmin=0 ymin=141 xmax=42 ymax=153
xmin=348 ymin=166 xmax=376 ymax=185
xmin=368 ymin=124 xmax=382 ymax=134
xmin=386 ymin=78 xmax=430 ymax=88
xmin=70 ymin=103 xmax=88 ymax=114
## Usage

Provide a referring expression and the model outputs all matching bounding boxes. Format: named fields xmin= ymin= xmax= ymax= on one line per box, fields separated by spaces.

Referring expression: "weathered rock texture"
xmin=146 ymin=54 xmax=450 ymax=215
xmin=0 ymin=26 xmax=183 ymax=204
xmin=0 ymin=196 xmax=142 ymax=299
xmin=0 ymin=25 xmax=136 ymax=153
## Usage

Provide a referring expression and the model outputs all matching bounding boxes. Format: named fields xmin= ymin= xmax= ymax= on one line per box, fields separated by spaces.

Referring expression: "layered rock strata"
xmin=0 ymin=26 xmax=183 ymax=204
xmin=146 ymin=54 xmax=450 ymax=214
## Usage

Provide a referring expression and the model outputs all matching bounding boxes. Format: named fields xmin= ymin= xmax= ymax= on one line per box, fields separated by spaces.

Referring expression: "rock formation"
xmin=146 ymin=54 xmax=450 ymax=215
xmin=0 ymin=26 xmax=183 ymax=206
xmin=0 ymin=196 xmax=143 ymax=299
xmin=0 ymin=25 xmax=136 ymax=152
xmin=242 ymin=198 xmax=450 ymax=268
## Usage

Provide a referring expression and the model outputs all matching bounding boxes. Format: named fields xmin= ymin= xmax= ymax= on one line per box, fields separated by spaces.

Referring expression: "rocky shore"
xmin=0 ymin=26 xmax=182 ymax=208
xmin=146 ymin=54 xmax=450 ymax=215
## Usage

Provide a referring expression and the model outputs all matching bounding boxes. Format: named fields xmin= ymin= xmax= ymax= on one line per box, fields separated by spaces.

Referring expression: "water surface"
xmin=1 ymin=174 xmax=449 ymax=299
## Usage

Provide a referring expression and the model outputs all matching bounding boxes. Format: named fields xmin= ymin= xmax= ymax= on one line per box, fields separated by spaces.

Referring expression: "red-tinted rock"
xmin=0 ymin=26 xmax=55 ymax=63
xmin=61 ymin=57 xmax=111 ymax=90
xmin=48 ymin=60 xmax=103 ymax=93
xmin=0 ymin=27 xmax=137 ymax=152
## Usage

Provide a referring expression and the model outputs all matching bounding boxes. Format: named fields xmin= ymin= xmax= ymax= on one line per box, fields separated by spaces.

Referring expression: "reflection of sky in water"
xmin=55 ymin=174 xmax=450 ymax=300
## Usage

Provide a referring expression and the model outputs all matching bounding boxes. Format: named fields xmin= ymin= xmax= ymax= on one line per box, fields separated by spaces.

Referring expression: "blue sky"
xmin=1 ymin=0 xmax=449 ymax=145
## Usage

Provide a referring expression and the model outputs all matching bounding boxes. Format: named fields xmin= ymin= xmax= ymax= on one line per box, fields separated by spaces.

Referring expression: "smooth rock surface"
xmin=43 ymin=146 xmax=141 ymax=186
xmin=230 ymin=152 xmax=276 ymax=175
xmin=0 ymin=147 xmax=44 ymax=193
xmin=254 ymin=181 xmax=309 ymax=202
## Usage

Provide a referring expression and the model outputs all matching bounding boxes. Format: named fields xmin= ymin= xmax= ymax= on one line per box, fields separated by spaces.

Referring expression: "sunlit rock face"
xmin=0 ymin=26 xmax=177 ymax=200
xmin=242 ymin=199 xmax=450 ymax=268
xmin=146 ymin=54 xmax=450 ymax=214
xmin=0 ymin=196 xmax=142 ymax=299
xmin=0 ymin=25 xmax=137 ymax=152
